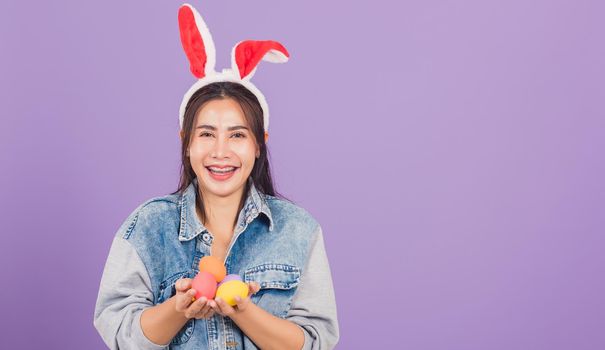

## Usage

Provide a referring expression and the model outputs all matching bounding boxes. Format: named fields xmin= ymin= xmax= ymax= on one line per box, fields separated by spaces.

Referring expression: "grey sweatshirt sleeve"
xmin=93 ymin=236 xmax=170 ymax=350
xmin=286 ymin=225 xmax=340 ymax=350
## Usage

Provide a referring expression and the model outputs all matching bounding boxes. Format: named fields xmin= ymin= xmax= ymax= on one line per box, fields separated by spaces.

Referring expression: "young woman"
xmin=94 ymin=4 xmax=338 ymax=350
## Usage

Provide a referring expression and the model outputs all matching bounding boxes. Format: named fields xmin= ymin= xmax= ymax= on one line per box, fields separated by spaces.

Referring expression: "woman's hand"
xmin=174 ymin=278 xmax=216 ymax=319
xmin=209 ymin=281 xmax=261 ymax=317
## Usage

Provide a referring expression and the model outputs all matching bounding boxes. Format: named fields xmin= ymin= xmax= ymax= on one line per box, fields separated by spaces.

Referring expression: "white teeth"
xmin=208 ymin=167 xmax=236 ymax=174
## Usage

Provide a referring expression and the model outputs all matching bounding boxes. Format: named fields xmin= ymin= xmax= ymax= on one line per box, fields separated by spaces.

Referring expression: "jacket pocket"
xmin=243 ymin=264 xmax=301 ymax=318
xmin=157 ymin=270 xmax=195 ymax=345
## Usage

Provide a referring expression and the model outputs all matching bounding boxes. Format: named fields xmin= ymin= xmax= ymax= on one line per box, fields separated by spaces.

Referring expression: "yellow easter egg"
xmin=215 ymin=280 xmax=249 ymax=306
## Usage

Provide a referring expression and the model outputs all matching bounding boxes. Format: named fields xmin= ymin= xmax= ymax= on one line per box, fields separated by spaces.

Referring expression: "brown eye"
xmin=232 ymin=132 xmax=246 ymax=138
xmin=200 ymin=132 xmax=213 ymax=137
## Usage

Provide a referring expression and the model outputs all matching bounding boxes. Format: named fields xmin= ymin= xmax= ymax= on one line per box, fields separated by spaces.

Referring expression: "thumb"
xmin=248 ymin=281 xmax=261 ymax=295
xmin=175 ymin=278 xmax=192 ymax=292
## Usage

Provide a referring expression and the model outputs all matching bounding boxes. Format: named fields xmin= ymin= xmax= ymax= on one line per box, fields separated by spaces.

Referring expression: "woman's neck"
xmin=198 ymin=187 xmax=245 ymax=237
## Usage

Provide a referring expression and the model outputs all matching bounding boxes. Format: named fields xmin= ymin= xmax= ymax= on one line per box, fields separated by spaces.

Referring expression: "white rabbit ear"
xmin=178 ymin=4 xmax=216 ymax=78
xmin=231 ymin=40 xmax=289 ymax=80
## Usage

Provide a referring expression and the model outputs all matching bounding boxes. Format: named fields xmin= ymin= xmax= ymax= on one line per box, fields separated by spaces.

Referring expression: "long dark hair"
xmin=172 ymin=81 xmax=288 ymax=226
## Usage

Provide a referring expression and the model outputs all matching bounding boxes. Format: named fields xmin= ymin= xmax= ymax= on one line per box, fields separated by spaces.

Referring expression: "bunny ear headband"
xmin=178 ymin=3 xmax=290 ymax=139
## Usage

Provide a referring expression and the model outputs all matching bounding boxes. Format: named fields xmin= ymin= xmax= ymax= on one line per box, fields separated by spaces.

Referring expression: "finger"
xmin=175 ymin=289 xmax=197 ymax=312
xmin=196 ymin=303 xmax=215 ymax=319
xmin=248 ymin=282 xmax=261 ymax=295
xmin=234 ymin=295 xmax=244 ymax=309
xmin=175 ymin=278 xmax=193 ymax=292
xmin=194 ymin=296 xmax=209 ymax=311
xmin=185 ymin=296 xmax=207 ymax=318
xmin=215 ymin=297 xmax=235 ymax=315
xmin=234 ymin=295 xmax=249 ymax=311
xmin=207 ymin=300 xmax=224 ymax=317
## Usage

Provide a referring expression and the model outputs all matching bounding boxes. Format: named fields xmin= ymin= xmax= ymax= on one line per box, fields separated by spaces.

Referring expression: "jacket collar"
xmin=178 ymin=177 xmax=274 ymax=242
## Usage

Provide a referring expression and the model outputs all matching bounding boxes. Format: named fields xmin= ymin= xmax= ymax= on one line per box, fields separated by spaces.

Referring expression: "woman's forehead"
xmin=195 ymin=99 xmax=248 ymax=127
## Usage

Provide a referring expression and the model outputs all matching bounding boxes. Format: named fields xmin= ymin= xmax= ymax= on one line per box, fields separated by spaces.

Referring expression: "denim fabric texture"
xmin=108 ymin=177 xmax=321 ymax=349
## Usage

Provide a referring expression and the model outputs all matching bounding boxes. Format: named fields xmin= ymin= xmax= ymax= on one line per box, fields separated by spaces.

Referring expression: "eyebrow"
xmin=195 ymin=124 xmax=249 ymax=131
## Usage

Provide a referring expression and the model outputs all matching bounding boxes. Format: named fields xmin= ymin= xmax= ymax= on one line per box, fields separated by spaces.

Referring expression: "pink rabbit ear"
xmin=178 ymin=4 xmax=216 ymax=79
xmin=232 ymin=40 xmax=289 ymax=80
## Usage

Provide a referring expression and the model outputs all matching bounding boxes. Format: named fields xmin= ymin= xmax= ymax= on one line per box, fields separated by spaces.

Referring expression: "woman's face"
xmin=188 ymin=98 xmax=259 ymax=201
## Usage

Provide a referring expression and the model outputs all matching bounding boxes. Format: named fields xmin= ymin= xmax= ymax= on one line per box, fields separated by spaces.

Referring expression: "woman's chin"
xmin=199 ymin=175 xmax=245 ymax=198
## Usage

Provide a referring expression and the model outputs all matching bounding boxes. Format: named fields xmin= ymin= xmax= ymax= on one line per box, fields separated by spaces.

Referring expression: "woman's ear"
xmin=179 ymin=129 xmax=185 ymax=140
xmin=264 ymin=131 xmax=269 ymax=143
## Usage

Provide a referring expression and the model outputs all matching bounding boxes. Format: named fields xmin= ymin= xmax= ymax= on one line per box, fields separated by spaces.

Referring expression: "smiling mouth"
xmin=206 ymin=166 xmax=238 ymax=175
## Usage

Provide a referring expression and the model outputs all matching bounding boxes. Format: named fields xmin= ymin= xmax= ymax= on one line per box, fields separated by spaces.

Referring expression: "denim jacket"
xmin=94 ymin=178 xmax=339 ymax=349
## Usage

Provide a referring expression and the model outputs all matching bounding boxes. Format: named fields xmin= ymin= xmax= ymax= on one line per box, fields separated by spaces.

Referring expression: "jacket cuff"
xmin=134 ymin=309 xmax=171 ymax=350
xmin=293 ymin=322 xmax=320 ymax=350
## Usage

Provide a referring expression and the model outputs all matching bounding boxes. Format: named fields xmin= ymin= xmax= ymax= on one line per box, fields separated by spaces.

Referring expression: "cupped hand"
xmin=174 ymin=278 xmax=216 ymax=319
xmin=209 ymin=281 xmax=261 ymax=317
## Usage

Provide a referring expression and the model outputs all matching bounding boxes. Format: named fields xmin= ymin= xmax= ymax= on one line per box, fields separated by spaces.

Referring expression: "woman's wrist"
xmin=140 ymin=296 xmax=190 ymax=345
xmin=227 ymin=298 xmax=255 ymax=321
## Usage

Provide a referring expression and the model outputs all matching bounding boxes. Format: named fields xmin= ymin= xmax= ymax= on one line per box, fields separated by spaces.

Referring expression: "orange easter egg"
xmin=198 ymin=255 xmax=227 ymax=282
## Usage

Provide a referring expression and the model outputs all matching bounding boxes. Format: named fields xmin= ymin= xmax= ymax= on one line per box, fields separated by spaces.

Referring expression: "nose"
xmin=210 ymin=134 xmax=230 ymax=158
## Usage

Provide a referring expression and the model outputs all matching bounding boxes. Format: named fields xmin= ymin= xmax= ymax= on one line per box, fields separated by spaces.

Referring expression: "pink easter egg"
xmin=191 ymin=271 xmax=217 ymax=300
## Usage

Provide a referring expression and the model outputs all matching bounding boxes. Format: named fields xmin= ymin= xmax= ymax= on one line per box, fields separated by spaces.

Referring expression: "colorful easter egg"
xmin=216 ymin=280 xmax=249 ymax=306
xmin=191 ymin=271 xmax=217 ymax=300
xmin=218 ymin=274 xmax=242 ymax=287
xmin=199 ymin=255 xmax=227 ymax=282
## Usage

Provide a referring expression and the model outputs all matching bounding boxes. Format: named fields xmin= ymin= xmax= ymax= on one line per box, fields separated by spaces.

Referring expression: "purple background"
xmin=1 ymin=0 xmax=603 ymax=349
